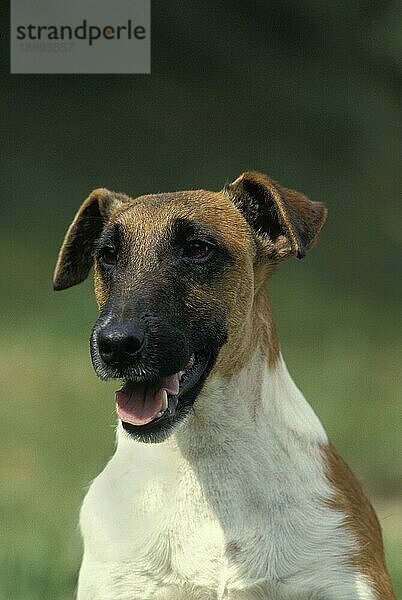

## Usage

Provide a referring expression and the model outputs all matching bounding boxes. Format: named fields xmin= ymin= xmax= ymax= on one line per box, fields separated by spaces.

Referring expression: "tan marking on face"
xmin=322 ymin=443 xmax=396 ymax=599
xmin=93 ymin=188 xmax=280 ymax=373
xmin=93 ymin=264 xmax=109 ymax=309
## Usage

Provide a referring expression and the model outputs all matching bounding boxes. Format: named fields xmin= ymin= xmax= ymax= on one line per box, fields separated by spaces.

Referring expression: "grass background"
xmin=1 ymin=1 xmax=401 ymax=597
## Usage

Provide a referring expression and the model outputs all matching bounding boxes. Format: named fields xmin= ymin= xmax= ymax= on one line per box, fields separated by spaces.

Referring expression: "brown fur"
xmin=225 ymin=171 xmax=328 ymax=260
xmin=53 ymin=188 xmax=130 ymax=291
xmin=323 ymin=444 xmax=396 ymax=598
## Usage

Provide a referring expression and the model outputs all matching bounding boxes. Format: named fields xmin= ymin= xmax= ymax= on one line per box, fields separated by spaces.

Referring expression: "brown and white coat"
xmin=54 ymin=172 xmax=395 ymax=599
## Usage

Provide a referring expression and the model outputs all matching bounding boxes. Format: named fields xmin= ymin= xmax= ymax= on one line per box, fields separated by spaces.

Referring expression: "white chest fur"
xmin=78 ymin=355 xmax=371 ymax=599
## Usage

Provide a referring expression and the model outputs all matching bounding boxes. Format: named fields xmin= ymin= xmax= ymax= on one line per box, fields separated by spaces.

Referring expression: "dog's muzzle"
xmin=90 ymin=316 xmax=213 ymax=442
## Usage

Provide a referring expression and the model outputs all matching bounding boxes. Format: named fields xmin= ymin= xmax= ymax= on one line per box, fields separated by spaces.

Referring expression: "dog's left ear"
xmin=53 ymin=188 xmax=129 ymax=291
xmin=225 ymin=171 xmax=327 ymax=260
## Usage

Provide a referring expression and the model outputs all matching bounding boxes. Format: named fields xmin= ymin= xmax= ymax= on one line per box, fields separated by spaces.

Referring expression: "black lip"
xmin=121 ymin=353 xmax=212 ymax=443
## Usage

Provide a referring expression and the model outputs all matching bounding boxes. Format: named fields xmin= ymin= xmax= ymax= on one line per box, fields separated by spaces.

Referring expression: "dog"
xmin=53 ymin=172 xmax=395 ymax=599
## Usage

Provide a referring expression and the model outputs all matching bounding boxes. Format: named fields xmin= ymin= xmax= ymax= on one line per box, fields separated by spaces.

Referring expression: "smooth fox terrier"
xmin=54 ymin=172 xmax=395 ymax=599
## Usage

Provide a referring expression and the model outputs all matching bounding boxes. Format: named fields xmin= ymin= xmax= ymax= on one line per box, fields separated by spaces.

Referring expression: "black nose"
xmin=97 ymin=321 xmax=145 ymax=365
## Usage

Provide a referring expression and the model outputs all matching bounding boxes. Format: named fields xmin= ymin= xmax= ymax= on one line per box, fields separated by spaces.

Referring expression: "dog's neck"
xmin=173 ymin=285 xmax=327 ymax=459
xmin=174 ymin=348 xmax=327 ymax=458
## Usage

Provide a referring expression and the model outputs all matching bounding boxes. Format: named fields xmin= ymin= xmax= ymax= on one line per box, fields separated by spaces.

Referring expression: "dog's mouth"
xmin=115 ymin=353 xmax=210 ymax=440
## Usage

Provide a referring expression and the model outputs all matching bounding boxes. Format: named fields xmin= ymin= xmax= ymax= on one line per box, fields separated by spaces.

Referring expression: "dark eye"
xmin=98 ymin=246 xmax=117 ymax=266
xmin=182 ymin=240 xmax=214 ymax=260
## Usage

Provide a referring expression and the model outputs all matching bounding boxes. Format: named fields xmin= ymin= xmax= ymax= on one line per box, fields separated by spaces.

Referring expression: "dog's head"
xmin=53 ymin=172 xmax=326 ymax=442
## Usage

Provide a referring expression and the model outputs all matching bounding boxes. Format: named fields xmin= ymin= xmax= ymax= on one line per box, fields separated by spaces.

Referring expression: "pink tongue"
xmin=115 ymin=374 xmax=180 ymax=426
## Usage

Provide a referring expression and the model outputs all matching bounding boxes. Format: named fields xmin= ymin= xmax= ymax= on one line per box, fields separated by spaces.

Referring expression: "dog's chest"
xmin=78 ymin=434 xmax=358 ymax=600
xmin=80 ymin=443 xmax=231 ymax=596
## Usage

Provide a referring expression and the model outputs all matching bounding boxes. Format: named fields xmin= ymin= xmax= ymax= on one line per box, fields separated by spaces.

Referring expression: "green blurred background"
xmin=1 ymin=2 xmax=401 ymax=598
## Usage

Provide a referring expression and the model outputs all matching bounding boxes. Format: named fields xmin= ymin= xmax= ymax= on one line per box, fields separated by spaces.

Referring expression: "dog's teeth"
xmin=187 ymin=354 xmax=195 ymax=369
xmin=161 ymin=389 xmax=168 ymax=412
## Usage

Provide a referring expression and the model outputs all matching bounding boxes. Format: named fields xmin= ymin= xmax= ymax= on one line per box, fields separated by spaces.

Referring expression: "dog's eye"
xmin=182 ymin=240 xmax=214 ymax=260
xmin=98 ymin=246 xmax=117 ymax=266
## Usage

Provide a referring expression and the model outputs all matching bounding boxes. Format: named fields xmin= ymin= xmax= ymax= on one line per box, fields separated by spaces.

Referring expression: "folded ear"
xmin=225 ymin=171 xmax=327 ymax=260
xmin=53 ymin=188 xmax=129 ymax=291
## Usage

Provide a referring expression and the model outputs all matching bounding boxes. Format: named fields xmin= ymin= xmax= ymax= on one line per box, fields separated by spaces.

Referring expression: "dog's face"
xmin=92 ymin=191 xmax=253 ymax=442
xmin=54 ymin=172 xmax=326 ymax=442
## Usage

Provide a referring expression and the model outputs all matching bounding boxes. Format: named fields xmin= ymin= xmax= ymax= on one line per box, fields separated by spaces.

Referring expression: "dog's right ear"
xmin=53 ymin=188 xmax=129 ymax=291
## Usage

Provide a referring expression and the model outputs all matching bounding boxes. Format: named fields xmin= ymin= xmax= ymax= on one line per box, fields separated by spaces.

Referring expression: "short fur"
xmin=54 ymin=172 xmax=395 ymax=599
